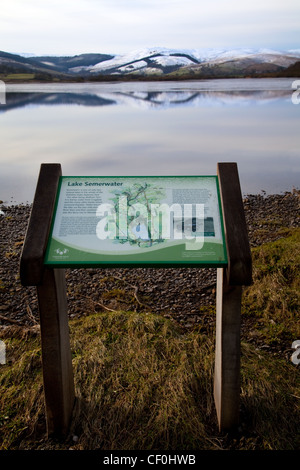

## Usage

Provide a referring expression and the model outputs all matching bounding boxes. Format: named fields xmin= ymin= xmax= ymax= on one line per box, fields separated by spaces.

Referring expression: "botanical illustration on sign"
xmin=108 ymin=182 xmax=167 ymax=248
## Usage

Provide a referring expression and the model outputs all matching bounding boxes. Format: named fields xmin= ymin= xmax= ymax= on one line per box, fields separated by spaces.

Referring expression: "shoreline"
xmin=2 ymin=73 xmax=300 ymax=84
xmin=0 ymin=190 xmax=299 ymax=330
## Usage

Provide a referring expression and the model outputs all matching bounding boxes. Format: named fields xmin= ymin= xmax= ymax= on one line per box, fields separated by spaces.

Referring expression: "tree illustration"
xmin=109 ymin=182 xmax=167 ymax=248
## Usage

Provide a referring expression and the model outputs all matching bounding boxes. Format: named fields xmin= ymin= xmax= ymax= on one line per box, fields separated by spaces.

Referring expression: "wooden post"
xmin=214 ymin=268 xmax=242 ymax=430
xmin=20 ymin=163 xmax=62 ymax=286
xmin=36 ymin=268 xmax=75 ymax=437
xmin=214 ymin=163 xmax=252 ymax=431
xmin=20 ymin=163 xmax=75 ymax=437
xmin=217 ymin=163 xmax=252 ymax=287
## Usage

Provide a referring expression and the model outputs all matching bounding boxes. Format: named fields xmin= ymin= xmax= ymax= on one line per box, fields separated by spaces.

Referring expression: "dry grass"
xmin=0 ymin=314 xmax=219 ymax=450
xmin=68 ymin=312 xmax=217 ymax=450
xmin=0 ymin=228 xmax=299 ymax=450
xmin=242 ymin=228 xmax=300 ymax=347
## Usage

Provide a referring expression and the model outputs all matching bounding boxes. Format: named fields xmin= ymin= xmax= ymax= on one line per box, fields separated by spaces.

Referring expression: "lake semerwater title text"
xmin=68 ymin=181 xmax=123 ymax=187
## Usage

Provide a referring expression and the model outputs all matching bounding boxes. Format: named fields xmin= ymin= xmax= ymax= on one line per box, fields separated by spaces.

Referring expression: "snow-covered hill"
xmin=71 ymin=47 xmax=300 ymax=77
xmin=1 ymin=47 xmax=300 ymax=79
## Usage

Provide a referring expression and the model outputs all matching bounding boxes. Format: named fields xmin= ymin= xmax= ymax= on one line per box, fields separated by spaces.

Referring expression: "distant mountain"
xmin=85 ymin=47 xmax=300 ymax=78
xmin=1 ymin=47 xmax=300 ymax=80
xmin=0 ymin=51 xmax=113 ymax=79
xmin=33 ymin=53 xmax=114 ymax=73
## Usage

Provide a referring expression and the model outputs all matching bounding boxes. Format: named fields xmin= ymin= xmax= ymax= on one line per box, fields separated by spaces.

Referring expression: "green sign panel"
xmin=44 ymin=176 xmax=227 ymax=267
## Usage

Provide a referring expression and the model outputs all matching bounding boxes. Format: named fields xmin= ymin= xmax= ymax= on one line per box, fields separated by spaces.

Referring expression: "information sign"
xmin=21 ymin=163 xmax=251 ymax=435
xmin=45 ymin=176 xmax=227 ymax=266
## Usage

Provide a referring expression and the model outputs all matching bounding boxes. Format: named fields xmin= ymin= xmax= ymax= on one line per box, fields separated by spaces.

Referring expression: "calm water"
xmin=0 ymin=78 xmax=299 ymax=204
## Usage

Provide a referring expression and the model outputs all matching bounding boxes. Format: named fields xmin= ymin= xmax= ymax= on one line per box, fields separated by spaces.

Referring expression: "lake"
xmin=0 ymin=78 xmax=299 ymax=204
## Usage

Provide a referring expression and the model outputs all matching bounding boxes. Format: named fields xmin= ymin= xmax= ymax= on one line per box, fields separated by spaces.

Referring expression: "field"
xmin=0 ymin=73 xmax=35 ymax=81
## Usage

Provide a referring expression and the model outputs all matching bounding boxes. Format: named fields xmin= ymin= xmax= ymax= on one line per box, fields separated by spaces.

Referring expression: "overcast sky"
xmin=0 ymin=0 xmax=299 ymax=56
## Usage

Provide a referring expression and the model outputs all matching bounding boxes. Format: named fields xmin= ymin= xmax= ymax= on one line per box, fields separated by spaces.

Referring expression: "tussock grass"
xmin=240 ymin=342 xmax=299 ymax=450
xmin=242 ymin=228 xmax=300 ymax=346
xmin=0 ymin=328 xmax=44 ymax=449
xmin=0 ymin=228 xmax=299 ymax=450
xmin=0 ymin=315 xmax=219 ymax=450
xmin=70 ymin=312 xmax=217 ymax=451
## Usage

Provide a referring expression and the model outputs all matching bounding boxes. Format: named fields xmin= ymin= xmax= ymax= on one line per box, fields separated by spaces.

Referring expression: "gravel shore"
xmin=0 ymin=190 xmax=299 ymax=329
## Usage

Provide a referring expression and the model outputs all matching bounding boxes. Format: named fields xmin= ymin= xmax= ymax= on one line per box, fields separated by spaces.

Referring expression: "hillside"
xmin=1 ymin=47 xmax=300 ymax=81
xmin=0 ymin=51 xmax=113 ymax=81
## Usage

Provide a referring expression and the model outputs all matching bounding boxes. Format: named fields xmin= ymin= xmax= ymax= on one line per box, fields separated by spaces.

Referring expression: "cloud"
xmin=0 ymin=0 xmax=299 ymax=55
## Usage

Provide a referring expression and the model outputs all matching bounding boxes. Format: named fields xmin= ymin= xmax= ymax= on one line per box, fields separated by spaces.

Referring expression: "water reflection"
xmin=0 ymin=79 xmax=299 ymax=204
xmin=1 ymin=88 xmax=292 ymax=112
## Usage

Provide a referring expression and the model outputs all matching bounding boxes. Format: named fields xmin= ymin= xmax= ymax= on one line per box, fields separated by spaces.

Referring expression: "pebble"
xmin=0 ymin=191 xmax=299 ymax=330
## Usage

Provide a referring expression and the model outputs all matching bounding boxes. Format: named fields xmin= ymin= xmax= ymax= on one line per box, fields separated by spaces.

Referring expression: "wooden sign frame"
xmin=20 ymin=162 xmax=252 ymax=437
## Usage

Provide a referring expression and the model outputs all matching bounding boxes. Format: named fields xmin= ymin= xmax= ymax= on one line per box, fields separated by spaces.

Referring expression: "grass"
xmin=0 ymin=229 xmax=299 ymax=450
xmin=242 ymin=228 xmax=300 ymax=348
xmin=1 ymin=73 xmax=35 ymax=81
